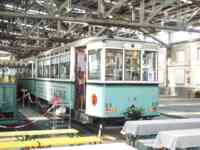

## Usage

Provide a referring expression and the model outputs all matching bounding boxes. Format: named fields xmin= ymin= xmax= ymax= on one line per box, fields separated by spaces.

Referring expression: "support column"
xmin=98 ymin=0 xmax=105 ymax=17
xmin=166 ymin=31 xmax=172 ymax=94
xmin=57 ymin=20 xmax=61 ymax=37
xmin=140 ymin=0 xmax=145 ymax=23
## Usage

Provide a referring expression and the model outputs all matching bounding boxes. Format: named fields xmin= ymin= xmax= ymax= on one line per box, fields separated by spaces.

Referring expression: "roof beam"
xmin=57 ymin=0 xmax=71 ymax=13
xmin=1 ymin=11 xmax=200 ymax=33
xmin=98 ymin=0 xmax=105 ymax=17
xmin=146 ymin=0 xmax=175 ymax=23
xmin=0 ymin=32 xmax=73 ymax=43
xmin=140 ymin=0 xmax=145 ymax=23
xmin=139 ymin=28 xmax=169 ymax=48
xmin=28 ymin=19 xmax=46 ymax=36
xmin=96 ymin=27 xmax=108 ymax=36
xmin=104 ymin=0 xmax=129 ymax=18
xmin=96 ymin=0 xmax=129 ymax=36
xmin=187 ymin=7 xmax=200 ymax=23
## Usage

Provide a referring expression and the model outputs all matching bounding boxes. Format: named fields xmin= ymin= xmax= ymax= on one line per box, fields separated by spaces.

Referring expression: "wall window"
xmin=60 ymin=52 xmax=70 ymax=79
xmin=142 ymin=51 xmax=157 ymax=81
xmin=176 ymin=50 xmax=184 ymax=62
xmin=88 ymin=49 xmax=101 ymax=80
xmin=106 ymin=49 xmax=123 ymax=80
xmin=125 ymin=50 xmax=141 ymax=81
xmin=175 ymin=69 xmax=185 ymax=85
xmin=51 ymin=56 xmax=59 ymax=78
xmin=197 ymin=48 xmax=200 ymax=61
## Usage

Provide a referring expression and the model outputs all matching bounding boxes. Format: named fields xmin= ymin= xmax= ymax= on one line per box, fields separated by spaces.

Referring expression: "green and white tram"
xmin=18 ymin=37 xmax=160 ymax=123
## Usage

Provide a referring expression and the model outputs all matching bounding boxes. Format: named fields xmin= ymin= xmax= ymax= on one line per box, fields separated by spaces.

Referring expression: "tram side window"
xmin=38 ymin=61 xmax=43 ymax=78
xmin=44 ymin=59 xmax=50 ymax=78
xmin=18 ymin=67 xmax=25 ymax=78
xmin=125 ymin=50 xmax=141 ymax=81
xmin=88 ymin=49 xmax=101 ymax=80
xmin=26 ymin=64 xmax=32 ymax=78
xmin=33 ymin=63 xmax=36 ymax=78
xmin=142 ymin=51 xmax=157 ymax=81
xmin=51 ymin=56 xmax=59 ymax=78
xmin=106 ymin=49 xmax=123 ymax=80
xmin=60 ymin=53 xmax=70 ymax=79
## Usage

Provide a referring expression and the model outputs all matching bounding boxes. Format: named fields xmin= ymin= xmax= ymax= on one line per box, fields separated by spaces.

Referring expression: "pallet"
xmin=0 ymin=136 xmax=102 ymax=149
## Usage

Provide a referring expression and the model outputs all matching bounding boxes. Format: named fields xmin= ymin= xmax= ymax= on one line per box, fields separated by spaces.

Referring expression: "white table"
xmin=153 ymin=128 xmax=200 ymax=150
xmin=31 ymin=143 xmax=137 ymax=150
xmin=121 ymin=118 xmax=200 ymax=137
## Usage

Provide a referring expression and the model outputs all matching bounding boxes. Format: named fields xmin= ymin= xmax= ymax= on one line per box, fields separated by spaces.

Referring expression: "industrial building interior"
xmin=1 ymin=0 xmax=200 ymax=150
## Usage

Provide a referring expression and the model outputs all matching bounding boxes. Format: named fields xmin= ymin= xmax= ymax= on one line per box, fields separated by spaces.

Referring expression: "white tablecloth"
xmin=153 ymin=128 xmax=200 ymax=150
xmin=32 ymin=143 xmax=137 ymax=150
xmin=121 ymin=118 xmax=200 ymax=136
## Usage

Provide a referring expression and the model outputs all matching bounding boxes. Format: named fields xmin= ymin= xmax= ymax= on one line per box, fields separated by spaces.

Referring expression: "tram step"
xmin=74 ymin=111 xmax=92 ymax=124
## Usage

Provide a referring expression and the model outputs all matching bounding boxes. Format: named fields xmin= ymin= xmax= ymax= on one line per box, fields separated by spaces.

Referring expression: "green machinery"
xmin=0 ymin=63 xmax=17 ymax=125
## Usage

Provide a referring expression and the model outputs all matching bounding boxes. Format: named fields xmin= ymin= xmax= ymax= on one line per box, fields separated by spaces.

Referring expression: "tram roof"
xmin=41 ymin=36 xmax=159 ymax=56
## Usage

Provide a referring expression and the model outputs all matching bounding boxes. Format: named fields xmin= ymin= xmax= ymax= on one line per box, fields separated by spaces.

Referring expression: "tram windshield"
xmin=88 ymin=49 xmax=101 ymax=80
xmin=125 ymin=50 xmax=141 ymax=81
xmin=142 ymin=51 xmax=157 ymax=81
xmin=104 ymin=48 xmax=158 ymax=82
xmin=105 ymin=49 xmax=123 ymax=80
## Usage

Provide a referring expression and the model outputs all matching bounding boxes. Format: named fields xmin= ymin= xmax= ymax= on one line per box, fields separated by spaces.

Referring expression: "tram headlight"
xmin=91 ymin=94 xmax=97 ymax=106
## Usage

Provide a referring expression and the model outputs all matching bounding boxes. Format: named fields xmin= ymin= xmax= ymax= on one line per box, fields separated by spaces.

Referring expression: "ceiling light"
xmin=180 ymin=0 xmax=192 ymax=4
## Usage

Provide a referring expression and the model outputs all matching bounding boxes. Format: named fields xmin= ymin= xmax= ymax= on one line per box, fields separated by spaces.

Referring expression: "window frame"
xmin=59 ymin=51 xmax=71 ymax=79
xmin=103 ymin=47 xmax=158 ymax=82
xmin=141 ymin=50 xmax=158 ymax=82
xmin=176 ymin=50 xmax=185 ymax=63
xmin=88 ymin=49 xmax=102 ymax=80
xmin=197 ymin=48 xmax=200 ymax=61
xmin=124 ymin=49 xmax=141 ymax=81
xmin=37 ymin=59 xmax=44 ymax=78
xmin=105 ymin=48 xmax=124 ymax=81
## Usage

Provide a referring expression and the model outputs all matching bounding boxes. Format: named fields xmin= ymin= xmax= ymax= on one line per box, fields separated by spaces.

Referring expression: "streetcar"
xmin=18 ymin=37 xmax=160 ymax=123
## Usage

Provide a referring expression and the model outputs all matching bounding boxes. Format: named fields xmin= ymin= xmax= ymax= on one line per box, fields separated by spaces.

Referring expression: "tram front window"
xmin=106 ymin=49 xmax=123 ymax=80
xmin=60 ymin=53 xmax=70 ymax=79
xmin=142 ymin=51 xmax=157 ymax=81
xmin=125 ymin=50 xmax=141 ymax=81
xmin=88 ymin=49 xmax=101 ymax=80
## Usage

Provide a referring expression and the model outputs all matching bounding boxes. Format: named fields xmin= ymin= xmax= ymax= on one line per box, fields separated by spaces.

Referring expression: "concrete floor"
xmin=0 ymin=97 xmax=200 ymax=150
xmin=2 ymin=97 xmax=200 ymax=145
xmin=159 ymin=97 xmax=200 ymax=118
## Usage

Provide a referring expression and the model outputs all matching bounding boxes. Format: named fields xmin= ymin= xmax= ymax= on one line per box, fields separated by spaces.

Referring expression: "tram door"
xmin=75 ymin=48 xmax=86 ymax=112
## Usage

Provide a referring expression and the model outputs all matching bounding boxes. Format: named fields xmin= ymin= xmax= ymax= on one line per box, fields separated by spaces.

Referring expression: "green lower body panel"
xmin=0 ymin=84 xmax=16 ymax=125
xmin=18 ymin=79 xmax=75 ymax=108
xmin=0 ymin=118 xmax=17 ymax=126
